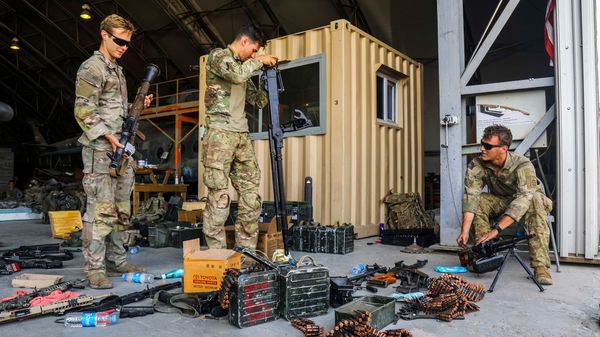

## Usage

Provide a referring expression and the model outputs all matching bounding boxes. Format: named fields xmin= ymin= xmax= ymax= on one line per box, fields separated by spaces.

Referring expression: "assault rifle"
xmin=0 ymin=294 xmax=105 ymax=324
xmin=0 ymin=243 xmax=75 ymax=275
xmin=70 ymin=281 xmax=181 ymax=317
xmin=0 ymin=279 xmax=85 ymax=312
xmin=1 ymin=244 xmax=74 ymax=261
xmin=2 ymin=258 xmax=63 ymax=270
xmin=262 ymin=66 xmax=313 ymax=254
xmin=108 ymin=64 xmax=160 ymax=177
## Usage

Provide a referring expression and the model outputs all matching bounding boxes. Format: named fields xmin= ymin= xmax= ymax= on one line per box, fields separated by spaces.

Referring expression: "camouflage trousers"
xmin=472 ymin=192 xmax=552 ymax=268
xmin=81 ymin=147 xmax=134 ymax=275
xmin=202 ymin=128 xmax=261 ymax=249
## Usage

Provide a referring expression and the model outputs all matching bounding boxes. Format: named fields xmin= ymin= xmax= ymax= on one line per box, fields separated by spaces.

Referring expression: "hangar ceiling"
xmin=0 ymin=0 xmax=551 ymax=148
xmin=0 ymin=0 xmax=380 ymax=145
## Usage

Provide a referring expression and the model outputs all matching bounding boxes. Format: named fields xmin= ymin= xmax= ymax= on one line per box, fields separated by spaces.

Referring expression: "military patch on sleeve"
xmin=78 ymin=64 xmax=103 ymax=89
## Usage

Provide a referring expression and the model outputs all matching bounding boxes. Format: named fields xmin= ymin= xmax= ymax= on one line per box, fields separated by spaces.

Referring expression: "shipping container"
xmin=198 ymin=19 xmax=424 ymax=238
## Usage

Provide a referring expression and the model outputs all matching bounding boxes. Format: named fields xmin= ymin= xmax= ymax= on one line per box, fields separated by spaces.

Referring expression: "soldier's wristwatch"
xmin=491 ymin=222 xmax=502 ymax=233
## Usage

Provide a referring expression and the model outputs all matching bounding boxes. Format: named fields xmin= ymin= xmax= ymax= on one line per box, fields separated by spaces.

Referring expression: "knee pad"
xmin=241 ymin=192 xmax=261 ymax=211
xmin=215 ymin=193 xmax=230 ymax=209
xmin=203 ymin=167 xmax=229 ymax=190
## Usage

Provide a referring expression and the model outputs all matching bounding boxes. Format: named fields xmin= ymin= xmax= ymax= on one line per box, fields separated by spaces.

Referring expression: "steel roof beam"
xmin=331 ymin=0 xmax=372 ymax=34
xmin=256 ymin=0 xmax=287 ymax=36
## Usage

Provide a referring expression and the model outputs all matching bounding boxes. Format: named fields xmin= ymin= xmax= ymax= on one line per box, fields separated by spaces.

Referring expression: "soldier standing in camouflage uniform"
xmin=202 ymin=24 xmax=277 ymax=249
xmin=74 ymin=15 xmax=153 ymax=289
xmin=456 ymin=124 xmax=553 ymax=285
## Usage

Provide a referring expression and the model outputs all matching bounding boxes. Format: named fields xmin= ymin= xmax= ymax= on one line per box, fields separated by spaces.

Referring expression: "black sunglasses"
xmin=106 ymin=31 xmax=130 ymax=47
xmin=481 ymin=141 xmax=505 ymax=150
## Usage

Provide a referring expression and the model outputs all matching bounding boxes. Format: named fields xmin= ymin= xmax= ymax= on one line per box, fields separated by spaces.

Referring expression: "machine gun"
xmin=459 ymin=234 xmax=535 ymax=274
xmin=262 ymin=66 xmax=313 ymax=254
xmin=459 ymin=234 xmax=544 ymax=292
xmin=108 ymin=63 xmax=160 ymax=177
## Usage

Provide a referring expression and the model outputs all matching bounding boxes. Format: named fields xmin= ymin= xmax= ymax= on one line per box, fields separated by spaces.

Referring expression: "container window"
xmin=376 ymin=73 xmax=397 ymax=124
xmin=247 ymin=54 xmax=326 ymax=139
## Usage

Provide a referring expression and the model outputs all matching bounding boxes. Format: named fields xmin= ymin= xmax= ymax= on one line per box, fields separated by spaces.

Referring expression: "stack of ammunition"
xmin=412 ymin=273 xmax=486 ymax=321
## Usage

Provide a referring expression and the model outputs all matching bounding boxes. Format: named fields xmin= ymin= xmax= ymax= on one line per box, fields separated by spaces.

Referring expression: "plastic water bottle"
xmin=121 ymin=273 xmax=155 ymax=283
xmin=64 ymin=311 xmax=119 ymax=327
xmin=128 ymin=245 xmax=141 ymax=254
xmin=161 ymin=268 xmax=184 ymax=279
xmin=351 ymin=263 xmax=366 ymax=275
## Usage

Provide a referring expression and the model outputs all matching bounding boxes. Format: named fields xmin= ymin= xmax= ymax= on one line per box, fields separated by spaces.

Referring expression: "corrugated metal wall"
xmin=198 ymin=20 xmax=423 ymax=237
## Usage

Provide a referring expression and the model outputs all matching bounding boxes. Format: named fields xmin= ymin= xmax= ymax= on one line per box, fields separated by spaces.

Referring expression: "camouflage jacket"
xmin=74 ymin=51 xmax=128 ymax=151
xmin=205 ymin=46 xmax=268 ymax=132
xmin=463 ymin=152 xmax=552 ymax=222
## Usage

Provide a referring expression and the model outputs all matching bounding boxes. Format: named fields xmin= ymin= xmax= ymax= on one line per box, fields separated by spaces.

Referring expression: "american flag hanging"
xmin=544 ymin=0 xmax=556 ymax=66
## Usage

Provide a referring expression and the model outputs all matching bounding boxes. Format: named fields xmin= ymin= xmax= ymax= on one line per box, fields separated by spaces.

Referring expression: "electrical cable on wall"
xmin=440 ymin=120 xmax=462 ymax=225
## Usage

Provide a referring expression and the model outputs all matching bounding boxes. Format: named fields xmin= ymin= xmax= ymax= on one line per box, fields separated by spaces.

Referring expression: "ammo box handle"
xmin=296 ymin=255 xmax=317 ymax=267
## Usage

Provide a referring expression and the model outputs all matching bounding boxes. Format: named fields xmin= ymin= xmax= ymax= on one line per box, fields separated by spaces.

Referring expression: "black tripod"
xmin=262 ymin=66 xmax=312 ymax=254
xmin=488 ymin=245 xmax=544 ymax=292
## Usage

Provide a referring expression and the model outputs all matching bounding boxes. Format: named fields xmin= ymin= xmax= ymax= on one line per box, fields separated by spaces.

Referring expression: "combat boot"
xmin=106 ymin=262 xmax=146 ymax=276
xmin=534 ymin=266 xmax=553 ymax=285
xmin=87 ymin=272 xmax=114 ymax=289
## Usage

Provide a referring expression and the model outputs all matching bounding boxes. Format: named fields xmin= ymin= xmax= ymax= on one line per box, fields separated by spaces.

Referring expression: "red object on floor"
xmin=29 ymin=290 xmax=81 ymax=307
xmin=0 ymin=290 xmax=32 ymax=303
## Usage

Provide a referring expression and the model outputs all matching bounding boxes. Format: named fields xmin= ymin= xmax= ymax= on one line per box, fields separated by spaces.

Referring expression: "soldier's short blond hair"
xmin=100 ymin=14 xmax=136 ymax=34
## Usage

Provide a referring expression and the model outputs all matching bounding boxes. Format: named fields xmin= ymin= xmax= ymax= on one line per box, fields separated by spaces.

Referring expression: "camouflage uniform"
xmin=3 ymin=187 xmax=23 ymax=201
xmin=74 ymin=51 xmax=133 ymax=276
xmin=202 ymin=46 xmax=268 ymax=249
xmin=463 ymin=152 xmax=552 ymax=268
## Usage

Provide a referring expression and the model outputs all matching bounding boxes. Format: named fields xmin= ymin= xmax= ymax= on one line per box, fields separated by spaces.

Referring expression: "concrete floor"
xmin=1 ymin=219 xmax=599 ymax=337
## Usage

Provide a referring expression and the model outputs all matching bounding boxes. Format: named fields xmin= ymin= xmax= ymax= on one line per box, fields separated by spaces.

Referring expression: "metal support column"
xmin=437 ymin=0 xmax=465 ymax=245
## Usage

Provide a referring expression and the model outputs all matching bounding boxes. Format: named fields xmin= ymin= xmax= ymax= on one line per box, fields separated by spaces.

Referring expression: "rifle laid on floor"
xmin=0 ymin=243 xmax=76 ymax=274
xmin=70 ymin=281 xmax=182 ymax=318
xmin=0 ymin=294 xmax=106 ymax=324
xmin=0 ymin=279 xmax=85 ymax=312
xmin=1 ymin=244 xmax=74 ymax=261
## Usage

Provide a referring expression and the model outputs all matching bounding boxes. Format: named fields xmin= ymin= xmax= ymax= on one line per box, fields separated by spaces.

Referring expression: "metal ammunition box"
xmin=335 ymin=295 xmax=395 ymax=330
xmin=229 ymin=269 xmax=280 ymax=328
xmin=292 ymin=224 xmax=354 ymax=254
xmin=278 ymin=259 xmax=329 ymax=320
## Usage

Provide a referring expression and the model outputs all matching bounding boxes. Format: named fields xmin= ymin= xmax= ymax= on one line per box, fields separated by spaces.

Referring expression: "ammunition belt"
xmin=291 ymin=311 xmax=413 ymax=337
xmin=398 ymin=274 xmax=486 ymax=322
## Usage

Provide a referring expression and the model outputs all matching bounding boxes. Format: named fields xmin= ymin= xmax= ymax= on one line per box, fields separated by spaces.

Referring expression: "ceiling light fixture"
xmin=80 ymin=3 xmax=92 ymax=20
xmin=9 ymin=37 xmax=20 ymax=50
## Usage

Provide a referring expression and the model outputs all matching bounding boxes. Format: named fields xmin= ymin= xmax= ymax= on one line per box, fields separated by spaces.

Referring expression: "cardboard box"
xmin=225 ymin=217 xmax=286 ymax=260
xmin=11 ymin=274 xmax=64 ymax=288
xmin=182 ymin=238 xmax=241 ymax=293
xmin=178 ymin=209 xmax=203 ymax=223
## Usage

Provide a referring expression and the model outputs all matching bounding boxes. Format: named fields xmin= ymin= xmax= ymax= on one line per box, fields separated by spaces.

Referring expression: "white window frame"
xmin=376 ymin=73 xmax=398 ymax=125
